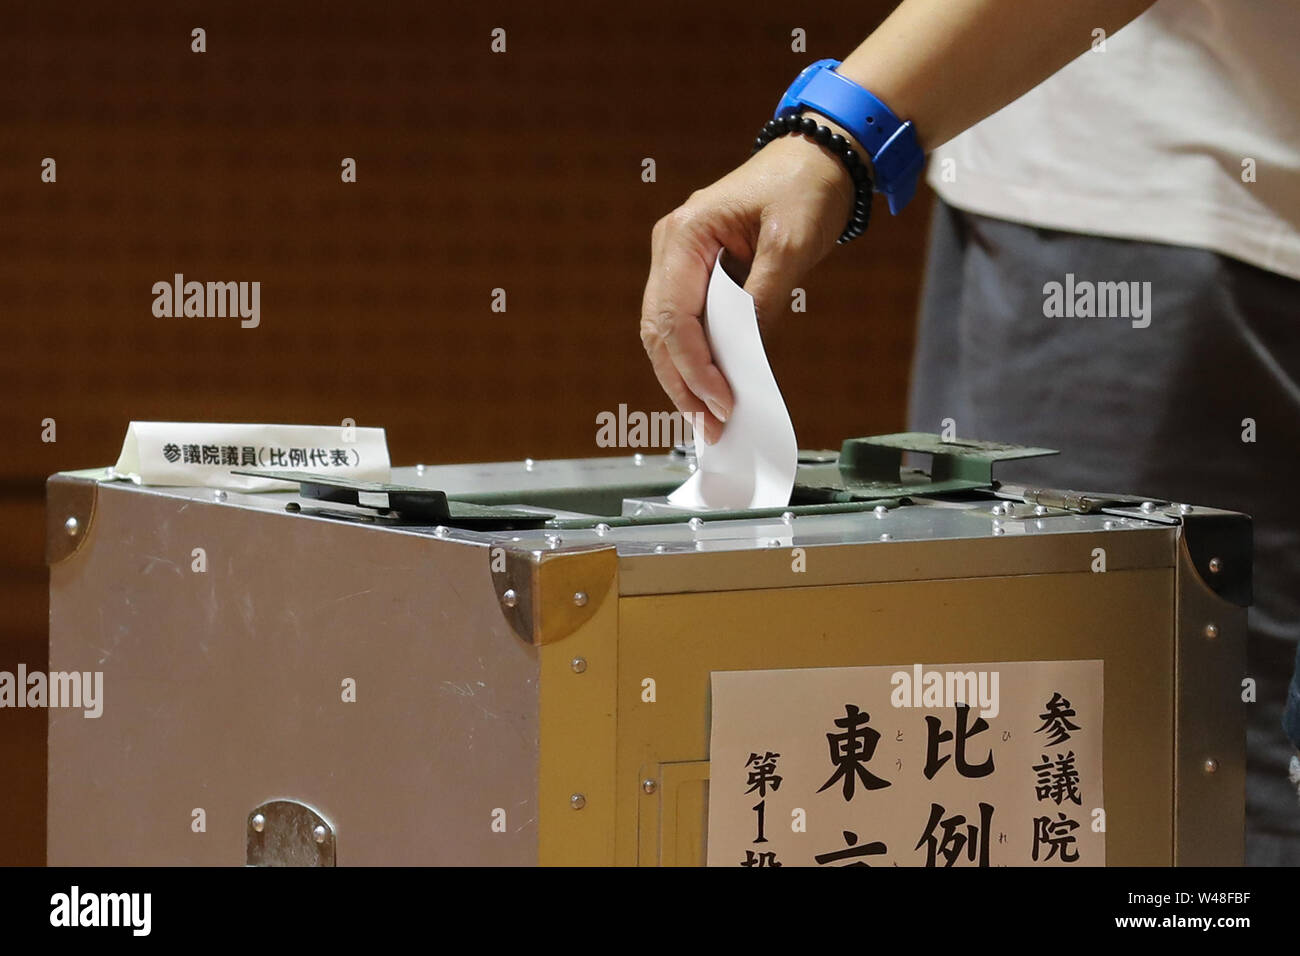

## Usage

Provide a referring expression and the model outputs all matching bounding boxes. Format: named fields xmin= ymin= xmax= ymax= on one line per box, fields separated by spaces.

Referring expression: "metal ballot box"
xmin=45 ymin=434 xmax=1248 ymax=866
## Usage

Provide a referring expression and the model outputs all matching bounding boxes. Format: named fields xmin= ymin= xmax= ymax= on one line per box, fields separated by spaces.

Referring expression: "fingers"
xmin=643 ymin=337 xmax=726 ymax=445
xmin=641 ymin=208 xmax=735 ymax=439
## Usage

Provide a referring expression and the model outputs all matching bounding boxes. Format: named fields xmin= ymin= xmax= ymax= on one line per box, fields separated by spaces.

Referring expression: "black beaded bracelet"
xmin=751 ymin=113 xmax=873 ymax=244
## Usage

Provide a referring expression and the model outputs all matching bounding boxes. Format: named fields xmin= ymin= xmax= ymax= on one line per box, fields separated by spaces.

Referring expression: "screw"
xmin=64 ymin=516 xmax=79 ymax=536
xmin=1204 ymin=623 xmax=1219 ymax=640
xmin=571 ymin=657 xmax=587 ymax=674
xmin=502 ymin=588 xmax=518 ymax=608
xmin=573 ymin=591 xmax=588 ymax=607
xmin=1203 ymin=758 xmax=1219 ymax=774
xmin=641 ymin=779 xmax=657 ymax=794
xmin=570 ymin=793 xmax=586 ymax=810
xmin=313 ymin=825 xmax=327 ymax=844
xmin=251 ymin=813 xmax=265 ymax=833
xmin=1208 ymin=557 xmax=1222 ymax=574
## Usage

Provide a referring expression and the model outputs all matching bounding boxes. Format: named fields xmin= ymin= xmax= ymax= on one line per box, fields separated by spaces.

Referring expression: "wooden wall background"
xmin=0 ymin=0 xmax=929 ymax=863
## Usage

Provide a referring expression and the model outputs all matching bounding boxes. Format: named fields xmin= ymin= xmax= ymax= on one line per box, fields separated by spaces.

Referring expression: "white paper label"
xmin=112 ymin=421 xmax=391 ymax=491
xmin=707 ymin=660 xmax=1106 ymax=867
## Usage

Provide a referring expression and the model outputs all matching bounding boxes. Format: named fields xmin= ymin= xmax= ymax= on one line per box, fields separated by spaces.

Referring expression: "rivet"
xmin=313 ymin=825 xmax=327 ymax=844
xmin=415 ymin=463 xmax=426 ymax=475
xmin=1179 ymin=503 xmax=1193 ymax=514
xmin=1103 ymin=520 xmax=1115 ymax=530
xmin=633 ymin=453 xmax=645 ymax=465
xmin=571 ymin=657 xmax=587 ymax=674
xmin=767 ymin=538 xmax=781 ymax=547
xmin=688 ymin=517 xmax=704 ymax=531
xmin=654 ymin=544 xmax=667 ymax=553
xmin=781 ymin=511 xmax=795 ymax=524
xmin=641 ymin=779 xmax=657 ymax=794
xmin=502 ymin=588 xmax=518 ymax=608
xmin=251 ymin=813 xmax=265 ymax=833
xmin=524 ymin=458 xmax=536 ymax=471
xmin=1208 ymin=557 xmax=1222 ymax=574
xmin=546 ymin=534 xmax=563 ymax=548
xmin=64 ymin=516 xmax=79 ymax=536
xmin=993 ymin=527 xmax=1005 ymax=535
xmin=1204 ymin=623 xmax=1219 ymax=639
xmin=879 ymin=533 xmax=892 ymax=541
xmin=1203 ymin=758 xmax=1219 ymax=774
xmin=873 ymin=505 xmax=888 ymax=518
xmin=570 ymin=793 xmax=586 ymax=810
xmin=434 ymin=525 xmax=450 ymax=537
xmin=1140 ymin=501 xmax=1157 ymax=513
xmin=213 ymin=489 xmax=228 ymax=502
xmin=1034 ymin=504 xmax=1048 ymax=516
xmin=573 ymin=591 xmax=588 ymax=607
xmin=594 ymin=523 xmax=611 ymax=535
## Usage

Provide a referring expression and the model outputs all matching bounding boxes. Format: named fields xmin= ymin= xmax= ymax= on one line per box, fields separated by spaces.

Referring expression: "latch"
xmin=799 ymin=432 xmax=1059 ymax=499
xmin=246 ymin=799 xmax=337 ymax=866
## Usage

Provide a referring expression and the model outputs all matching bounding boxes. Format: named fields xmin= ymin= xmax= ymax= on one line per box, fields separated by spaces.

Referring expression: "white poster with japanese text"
xmin=707 ymin=660 xmax=1104 ymax=867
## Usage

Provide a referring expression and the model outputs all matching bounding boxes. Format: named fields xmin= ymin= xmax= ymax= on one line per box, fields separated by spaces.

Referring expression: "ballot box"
xmin=44 ymin=433 xmax=1248 ymax=866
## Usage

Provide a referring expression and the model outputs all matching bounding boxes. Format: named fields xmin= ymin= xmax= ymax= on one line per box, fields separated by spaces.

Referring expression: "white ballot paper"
xmin=113 ymin=421 xmax=391 ymax=491
xmin=668 ymin=252 xmax=798 ymax=510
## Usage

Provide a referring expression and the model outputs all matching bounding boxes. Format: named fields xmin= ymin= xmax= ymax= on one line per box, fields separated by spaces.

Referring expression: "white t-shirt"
xmin=927 ymin=0 xmax=1300 ymax=281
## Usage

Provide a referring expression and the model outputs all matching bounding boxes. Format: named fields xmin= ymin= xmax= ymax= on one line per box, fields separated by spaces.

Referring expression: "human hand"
xmin=639 ymin=120 xmax=861 ymax=444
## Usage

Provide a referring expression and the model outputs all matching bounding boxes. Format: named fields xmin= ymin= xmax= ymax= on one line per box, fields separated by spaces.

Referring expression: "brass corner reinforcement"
xmin=491 ymin=543 xmax=618 ymax=646
xmin=46 ymin=474 xmax=99 ymax=565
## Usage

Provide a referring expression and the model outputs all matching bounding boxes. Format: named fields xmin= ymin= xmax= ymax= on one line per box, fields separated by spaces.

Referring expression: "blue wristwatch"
xmin=775 ymin=58 xmax=925 ymax=215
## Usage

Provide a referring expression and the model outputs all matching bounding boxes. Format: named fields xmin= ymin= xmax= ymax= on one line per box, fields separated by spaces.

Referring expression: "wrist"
xmin=774 ymin=59 xmax=925 ymax=215
xmin=751 ymin=114 xmax=874 ymax=244
xmin=802 ymin=110 xmax=875 ymax=177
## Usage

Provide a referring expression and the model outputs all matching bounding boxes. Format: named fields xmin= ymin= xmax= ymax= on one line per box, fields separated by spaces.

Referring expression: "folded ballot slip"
xmin=112 ymin=421 xmax=391 ymax=491
xmin=668 ymin=251 xmax=798 ymax=511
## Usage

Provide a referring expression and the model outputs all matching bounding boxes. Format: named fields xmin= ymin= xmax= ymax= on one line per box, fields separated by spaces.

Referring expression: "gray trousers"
xmin=908 ymin=198 xmax=1300 ymax=865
